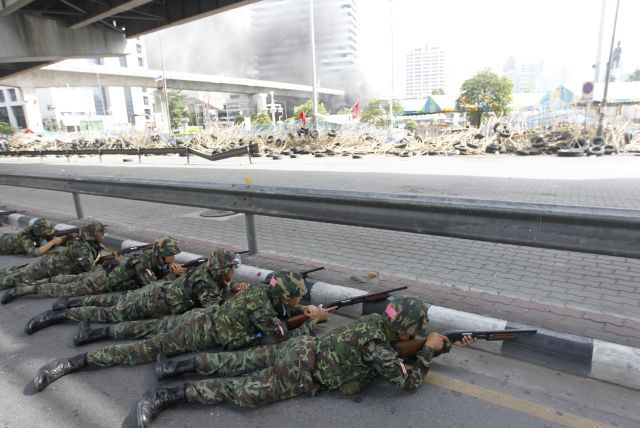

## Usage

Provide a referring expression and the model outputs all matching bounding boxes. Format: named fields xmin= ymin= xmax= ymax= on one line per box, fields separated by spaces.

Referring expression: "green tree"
xmin=404 ymin=120 xmax=417 ymax=133
xmin=337 ymin=107 xmax=352 ymax=115
xmin=359 ymin=99 xmax=404 ymax=126
xmin=233 ymin=116 xmax=245 ymax=125
xmin=431 ymin=88 xmax=445 ymax=95
xmin=252 ymin=111 xmax=272 ymax=125
xmin=629 ymin=69 xmax=640 ymax=82
xmin=168 ymin=91 xmax=188 ymax=129
xmin=293 ymin=99 xmax=328 ymax=119
xmin=456 ymin=70 xmax=513 ymax=127
xmin=0 ymin=122 xmax=14 ymax=135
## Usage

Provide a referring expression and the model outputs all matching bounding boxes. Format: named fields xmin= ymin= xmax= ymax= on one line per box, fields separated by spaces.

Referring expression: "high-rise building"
xmin=404 ymin=43 xmax=446 ymax=98
xmin=0 ymin=86 xmax=27 ymax=129
xmin=251 ymin=0 xmax=359 ymax=86
xmin=503 ymin=56 xmax=544 ymax=93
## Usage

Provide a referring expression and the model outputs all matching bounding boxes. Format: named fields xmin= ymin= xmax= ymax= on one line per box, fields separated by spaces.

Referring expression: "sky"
xmin=360 ymin=0 xmax=640 ymax=96
xmin=145 ymin=0 xmax=640 ymax=99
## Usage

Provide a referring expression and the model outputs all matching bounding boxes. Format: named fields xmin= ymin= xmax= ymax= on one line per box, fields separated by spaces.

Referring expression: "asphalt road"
xmin=0 ymin=252 xmax=638 ymax=428
xmin=1 ymin=159 xmax=639 ymax=348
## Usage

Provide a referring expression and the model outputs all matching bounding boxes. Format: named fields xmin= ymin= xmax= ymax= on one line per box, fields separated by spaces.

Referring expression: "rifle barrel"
xmin=325 ymin=286 xmax=408 ymax=309
xmin=301 ymin=266 xmax=324 ymax=276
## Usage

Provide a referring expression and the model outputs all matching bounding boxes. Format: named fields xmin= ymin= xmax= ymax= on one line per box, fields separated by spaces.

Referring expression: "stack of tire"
xmin=485 ymin=123 xmax=511 ymax=154
xmin=515 ymin=135 xmax=553 ymax=156
xmin=556 ymin=137 xmax=617 ymax=157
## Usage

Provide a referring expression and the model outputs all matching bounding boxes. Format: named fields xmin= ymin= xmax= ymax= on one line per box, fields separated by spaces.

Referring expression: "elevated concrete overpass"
xmin=0 ymin=62 xmax=345 ymax=98
xmin=0 ymin=0 xmax=256 ymax=78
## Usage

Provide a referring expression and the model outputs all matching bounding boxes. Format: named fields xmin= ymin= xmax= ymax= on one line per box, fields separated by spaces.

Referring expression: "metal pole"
xmin=596 ymin=0 xmax=620 ymax=138
xmin=72 ymin=192 xmax=85 ymax=219
xmin=159 ymin=36 xmax=171 ymax=133
xmin=387 ymin=0 xmax=395 ymax=141
xmin=309 ymin=0 xmax=318 ymax=130
xmin=594 ymin=0 xmax=607 ymax=82
xmin=244 ymin=213 xmax=258 ymax=254
xmin=269 ymin=91 xmax=276 ymax=125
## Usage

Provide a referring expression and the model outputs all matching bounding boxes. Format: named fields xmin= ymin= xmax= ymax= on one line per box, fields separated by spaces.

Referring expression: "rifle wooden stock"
xmin=96 ymin=243 xmax=153 ymax=264
xmin=285 ymin=313 xmax=310 ymax=329
xmin=182 ymin=257 xmax=207 ymax=269
xmin=394 ymin=329 xmax=537 ymax=358
xmin=46 ymin=227 xmax=80 ymax=239
xmin=284 ymin=285 xmax=408 ymax=329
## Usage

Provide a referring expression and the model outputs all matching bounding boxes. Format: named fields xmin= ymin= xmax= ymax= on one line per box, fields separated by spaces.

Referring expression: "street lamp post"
xmin=596 ymin=0 xmax=621 ymax=138
xmin=269 ymin=91 xmax=276 ymax=125
xmin=309 ymin=0 xmax=318 ymax=130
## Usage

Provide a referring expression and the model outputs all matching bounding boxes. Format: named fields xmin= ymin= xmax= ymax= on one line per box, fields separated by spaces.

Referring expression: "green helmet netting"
xmin=81 ymin=221 xmax=105 ymax=241
xmin=32 ymin=219 xmax=55 ymax=237
xmin=207 ymin=249 xmax=238 ymax=273
xmin=153 ymin=236 xmax=181 ymax=258
xmin=384 ymin=296 xmax=429 ymax=337
xmin=269 ymin=270 xmax=307 ymax=301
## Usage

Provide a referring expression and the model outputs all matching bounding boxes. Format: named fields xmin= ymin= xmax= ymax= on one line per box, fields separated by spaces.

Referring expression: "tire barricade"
xmin=0 ymin=143 xmax=260 ymax=163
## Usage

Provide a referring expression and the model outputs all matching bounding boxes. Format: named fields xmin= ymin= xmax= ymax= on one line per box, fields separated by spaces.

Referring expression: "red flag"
xmin=351 ymin=100 xmax=361 ymax=119
xmin=299 ymin=110 xmax=307 ymax=125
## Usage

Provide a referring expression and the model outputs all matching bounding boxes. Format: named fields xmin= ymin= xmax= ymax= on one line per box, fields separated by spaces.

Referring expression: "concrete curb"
xmin=6 ymin=214 xmax=640 ymax=391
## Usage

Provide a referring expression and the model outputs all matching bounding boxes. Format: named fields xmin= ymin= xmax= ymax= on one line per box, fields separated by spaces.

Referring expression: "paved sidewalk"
xmin=1 ymin=157 xmax=639 ymax=347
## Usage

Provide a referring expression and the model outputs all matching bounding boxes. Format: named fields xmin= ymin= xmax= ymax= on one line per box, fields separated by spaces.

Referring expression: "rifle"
xmin=395 ymin=329 xmax=538 ymax=358
xmin=264 ymin=266 xmax=324 ymax=283
xmin=181 ymin=257 xmax=207 ymax=269
xmin=285 ymin=285 xmax=408 ymax=329
xmin=96 ymin=243 xmax=153 ymax=264
xmin=181 ymin=250 xmax=249 ymax=270
xmin=46 ymin=227 xmax=81 ymax=240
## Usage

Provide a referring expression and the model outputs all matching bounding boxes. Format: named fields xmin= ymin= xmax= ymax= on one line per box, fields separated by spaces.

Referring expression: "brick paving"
xmin=1 ymin=157 xmax=639 ymax=347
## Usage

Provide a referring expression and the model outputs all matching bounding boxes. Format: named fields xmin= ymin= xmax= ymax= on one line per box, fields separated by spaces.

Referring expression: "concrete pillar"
xmin=20 ymin=87 xmax=43 ymax=132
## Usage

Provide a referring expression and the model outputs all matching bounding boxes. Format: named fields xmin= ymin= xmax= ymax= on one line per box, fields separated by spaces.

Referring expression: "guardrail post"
xmin=244 ymin=213 xmax=258 ymax=254
xmin=246 ymin=146 xmax=253 ymax=165
xmin=186 ymin=148 xmax=190 ymax=165
xmin=71 ymin=192 xmax=85 ymax=219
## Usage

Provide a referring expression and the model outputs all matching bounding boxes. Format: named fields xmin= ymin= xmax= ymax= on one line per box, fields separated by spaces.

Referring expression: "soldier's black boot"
xmin=52 ymin=297 xmax=82 ymax=311
xmin=33 ymin=353 xmax=87 ymax=392
xmin=25 ymin=309 xmax=67 ymax=334
xmin=73 ymin=321 xmax=110 ymax=346
xmin=136 ymin=386 xmax=187 ymax=428
xmin=155 ymin=353 xmax=197 ymax=381
xmin=1 ymin=283 xmax=37 ymax=304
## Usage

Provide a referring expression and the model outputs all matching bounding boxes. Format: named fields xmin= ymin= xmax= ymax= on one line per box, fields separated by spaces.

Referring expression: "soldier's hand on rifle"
xmin=170 ymin=263 xmax=187 ymax=275
xmin=454 ymin=335 xmax=477 ymax=347
xmin=304 ymin=304 xmax=336 ymax=322
xmin=50 ymin=236 xmax=66 ymax=246
xmin=425 ymin=332 xmax=450 ymax=352
xmin=231 ymin=282 xmax=250 ymax=293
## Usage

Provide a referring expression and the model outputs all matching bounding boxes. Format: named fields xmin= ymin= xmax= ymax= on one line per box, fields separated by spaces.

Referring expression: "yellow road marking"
xmin=426 ymin=372 xmax=611 ymax=428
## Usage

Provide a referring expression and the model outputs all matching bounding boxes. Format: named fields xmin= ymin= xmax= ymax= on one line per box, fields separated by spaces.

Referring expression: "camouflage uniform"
xmin=84 ymin=272 xmax=315 ymax=367
xmin=174 ymin=298 xmax=433 ymax=409
xmin=63 ymin=249 xmax=234 ymax=323
xmin=0 ymin=222 xmax=104 ymax=290
xmin=0 ymin=219 xmax=55 ymax=256
xmin=22 ymin=237 xmax=180 ymax=298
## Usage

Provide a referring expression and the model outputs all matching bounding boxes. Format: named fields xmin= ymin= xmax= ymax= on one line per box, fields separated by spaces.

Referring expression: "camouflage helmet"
xmin=152 ymin=236 xmax=181 ymax=258
xmin=269 ymin=270 xmax=307 ymax=301
xmin=207 ymin=249 xmax=239 ymax=274
xmin=31 ymin=219 xmax=55 ymax=237
xmin=383 ymin=296 xmax=429 ymax=337
xmin=81 ymin=221 xmax=105 ymax=241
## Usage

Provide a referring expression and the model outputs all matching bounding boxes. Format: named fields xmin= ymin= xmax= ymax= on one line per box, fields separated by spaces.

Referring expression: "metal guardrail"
xmin=0 ymin=143 xmax=259 ymax=164
xmin=0 ymin=172 xmax=639 ymax=258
